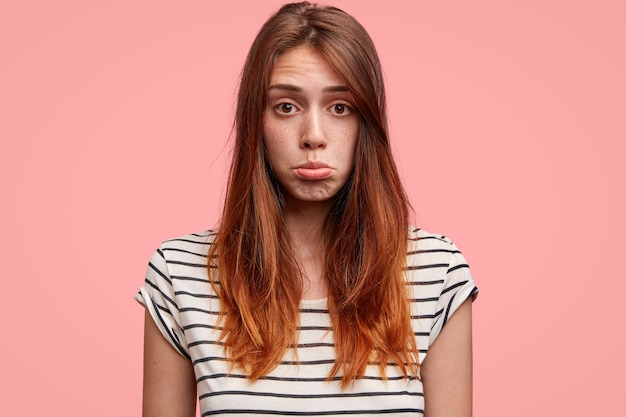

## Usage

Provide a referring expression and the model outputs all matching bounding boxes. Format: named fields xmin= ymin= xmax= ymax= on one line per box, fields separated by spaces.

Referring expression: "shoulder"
xmin=142 ymin=230 xmax=218 ymax=300
xmin=138 ymin=230 xmax=219 ymax=359
xmin=406 ymin=227 xmax=478 ymax=352
xmin=407 ymin=227 xmax=461 ymax=258
xmin=146 ymin=230 xmax=217 ymax=283
xmin=405 ymin=227 xmax=475 ymax=293
xmin=160 ymin=230 xmax=217 ymax=250
xmin=408 ymin=227 xmax=453 ymax=244
xmin=155 ymin=230 xmax=217 ymax=260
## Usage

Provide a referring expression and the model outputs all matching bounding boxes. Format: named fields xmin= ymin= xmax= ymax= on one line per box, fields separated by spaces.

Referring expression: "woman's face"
xmin=262 ymin=45 xmax=359 ymax=210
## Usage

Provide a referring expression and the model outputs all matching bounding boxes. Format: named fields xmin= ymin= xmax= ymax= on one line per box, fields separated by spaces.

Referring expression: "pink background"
xmin=1 ymin=0 xmax=624 ymax=415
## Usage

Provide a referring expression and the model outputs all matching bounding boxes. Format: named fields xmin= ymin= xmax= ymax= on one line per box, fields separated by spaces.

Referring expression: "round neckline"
xmin=299 ymin=297 xmax=328 ymax=307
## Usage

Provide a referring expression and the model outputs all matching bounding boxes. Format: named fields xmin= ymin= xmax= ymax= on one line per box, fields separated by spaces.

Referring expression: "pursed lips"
xmin=295 ymin=161 xmax=332 ymax=180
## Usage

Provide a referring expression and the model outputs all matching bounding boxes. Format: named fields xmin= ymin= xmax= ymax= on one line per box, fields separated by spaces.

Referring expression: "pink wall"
xmin=1 ymin=1 xmax=624 ymax=415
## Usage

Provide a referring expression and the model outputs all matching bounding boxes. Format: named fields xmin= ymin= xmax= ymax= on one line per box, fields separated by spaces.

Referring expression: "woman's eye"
xmin=277 ymin=103 xmax=296 ymax=114
xmin=331 ymin=104 xmax=350 ymax=115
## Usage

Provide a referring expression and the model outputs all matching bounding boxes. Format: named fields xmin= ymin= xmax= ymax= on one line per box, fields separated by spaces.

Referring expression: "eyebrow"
xmin=268 ymin=83 xmax=350 ymax=93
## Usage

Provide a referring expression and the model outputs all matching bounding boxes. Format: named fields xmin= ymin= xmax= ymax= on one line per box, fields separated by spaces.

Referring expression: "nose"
xmin=301 ymin=110 xmax=326 ymax=149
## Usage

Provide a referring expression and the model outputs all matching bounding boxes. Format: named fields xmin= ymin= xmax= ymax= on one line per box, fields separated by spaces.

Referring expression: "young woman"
xmin=136 ymin=2 xmax=478 ymax=416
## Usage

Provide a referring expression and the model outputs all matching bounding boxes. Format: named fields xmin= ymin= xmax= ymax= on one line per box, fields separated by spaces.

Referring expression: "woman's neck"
xmin=283 ymin=200 xmax=331 ymax=299
xmin=283 ymin=198 xmax=331 ymax=238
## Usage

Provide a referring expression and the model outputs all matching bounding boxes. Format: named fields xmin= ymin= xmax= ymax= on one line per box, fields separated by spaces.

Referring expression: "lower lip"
xmin=296 ymin=167 xmax=332 ymax=180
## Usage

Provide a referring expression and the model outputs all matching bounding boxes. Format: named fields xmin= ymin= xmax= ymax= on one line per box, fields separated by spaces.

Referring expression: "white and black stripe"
xmin=135 ymin=228 xmax=478 ymax=416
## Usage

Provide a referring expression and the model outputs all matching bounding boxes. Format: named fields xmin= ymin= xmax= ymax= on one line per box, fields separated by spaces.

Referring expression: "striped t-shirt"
xmin=135 ymin=228 xmax=478 ymax=416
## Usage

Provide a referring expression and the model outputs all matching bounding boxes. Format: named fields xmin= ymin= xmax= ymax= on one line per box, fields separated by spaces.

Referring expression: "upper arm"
xmin=421 ymin=298 xmax=473 ymax=417
xmin=142 ymin=308 xmax=197 ymax=417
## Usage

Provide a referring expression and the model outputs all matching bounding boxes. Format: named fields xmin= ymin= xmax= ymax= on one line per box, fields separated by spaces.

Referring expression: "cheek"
xmin=261 ymin=120 xmax=277 ymax=156
xmin=262 ymin=118 xmax=289 ymax=147
xmin=344 ymin=123 xmax=359 ymax=156
xmin=262 ymin=124 xmax=288 ymax=169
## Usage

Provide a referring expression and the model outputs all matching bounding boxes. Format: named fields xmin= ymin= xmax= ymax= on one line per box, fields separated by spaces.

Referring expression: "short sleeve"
xmin=428 ymin=242 xmax=478 ymax=347
xmin=134 ymin=247 xmax=190 ymax=359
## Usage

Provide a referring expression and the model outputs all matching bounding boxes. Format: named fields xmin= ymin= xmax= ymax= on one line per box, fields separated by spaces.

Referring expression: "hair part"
xmin=209 ymin=1 xmax=418 ymax=387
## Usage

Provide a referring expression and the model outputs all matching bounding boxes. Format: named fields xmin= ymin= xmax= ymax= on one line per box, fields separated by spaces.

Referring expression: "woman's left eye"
xmin=330 ymin=104 xmax=351 ymax=115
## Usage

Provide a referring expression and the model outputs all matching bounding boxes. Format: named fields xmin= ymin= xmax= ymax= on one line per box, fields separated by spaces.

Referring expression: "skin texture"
xmin=262 ymin=45 xmax=359 ymax=213
xmin=142 ymin=309 xmax=196 ymax=417
xmin=421 ymin=298 xmax=474 ymax=417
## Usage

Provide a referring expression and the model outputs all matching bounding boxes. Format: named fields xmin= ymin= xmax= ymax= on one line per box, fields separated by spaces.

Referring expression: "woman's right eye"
xmin=276 ymin=103 xmax=297 ymax=114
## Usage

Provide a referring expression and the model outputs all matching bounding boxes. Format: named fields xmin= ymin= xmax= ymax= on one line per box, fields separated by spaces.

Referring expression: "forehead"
xmin=269 ymin=45 xmax=346 ymax=87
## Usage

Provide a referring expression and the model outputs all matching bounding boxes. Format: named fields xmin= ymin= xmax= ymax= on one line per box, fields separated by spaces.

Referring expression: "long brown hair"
xmin=208 ymin=1 xmax=418 ymax=386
